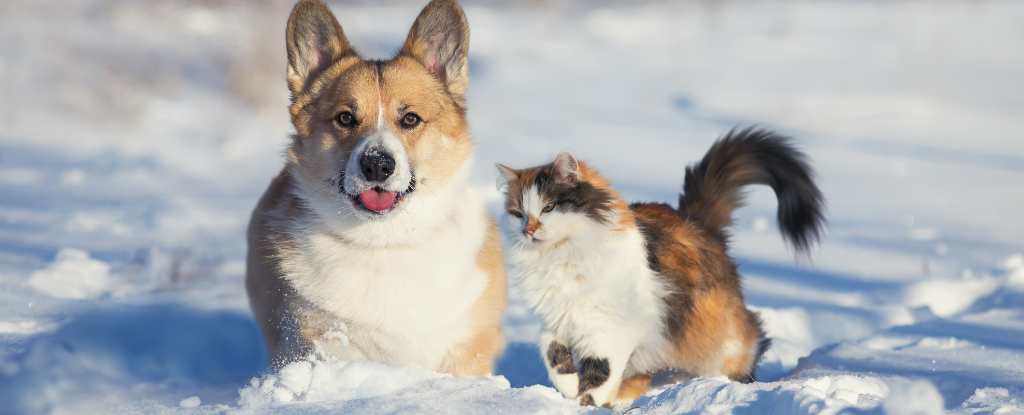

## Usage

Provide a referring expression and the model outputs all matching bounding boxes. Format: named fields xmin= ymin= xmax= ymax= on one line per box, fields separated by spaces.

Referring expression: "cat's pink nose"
xmin=524 ymin=227 xmax=537 ymax=236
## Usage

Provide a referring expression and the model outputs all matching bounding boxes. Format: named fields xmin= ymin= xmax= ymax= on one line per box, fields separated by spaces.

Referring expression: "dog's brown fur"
xmin=438 ymin=223 xmax=508 ymax=376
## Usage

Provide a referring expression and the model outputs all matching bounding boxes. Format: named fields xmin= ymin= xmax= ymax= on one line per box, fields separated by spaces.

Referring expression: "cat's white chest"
xmin=512 ymin=229 xmax=667 ymax=343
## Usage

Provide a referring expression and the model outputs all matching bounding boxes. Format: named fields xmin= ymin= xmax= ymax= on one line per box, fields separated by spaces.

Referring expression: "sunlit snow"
xmin=0 ymin=0 xmax=1022 ymax=414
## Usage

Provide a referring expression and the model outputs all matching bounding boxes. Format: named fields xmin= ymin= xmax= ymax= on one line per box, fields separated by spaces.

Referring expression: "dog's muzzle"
xmin=342 ymin=146 xmax=415 ymax=214
xmin=341 ymin=128 xmax=415 ymax=215
xmin=360 ymin=152 xmax=395 ymax=183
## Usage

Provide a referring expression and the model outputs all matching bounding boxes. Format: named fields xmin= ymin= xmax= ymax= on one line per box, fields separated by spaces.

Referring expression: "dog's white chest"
xmin=282 ymin=199 xmax=490 ymax=370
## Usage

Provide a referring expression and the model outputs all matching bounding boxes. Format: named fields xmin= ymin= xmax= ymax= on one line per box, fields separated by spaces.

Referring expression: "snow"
xmin=180 ymin=396 xmax=202 ymax=409
xmin=234 ymin=351 xmax=602 ymax=415
xmin=629 ymin=375 xmax=892 ymax=415
xmin=26 ymin=248 xmax=114 ymax=300
xmin=0 ymin=0 xmax=1022 ymax=414
xmin=883 ymin=380 xmax=946 ymax=415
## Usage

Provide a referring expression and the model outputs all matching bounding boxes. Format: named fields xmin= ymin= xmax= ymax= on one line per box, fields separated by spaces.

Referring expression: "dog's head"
xmin=283 ymin=0 xmax=474 ymax=247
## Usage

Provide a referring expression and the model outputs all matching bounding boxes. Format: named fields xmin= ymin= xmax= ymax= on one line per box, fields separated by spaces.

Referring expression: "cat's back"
xmin=628 ymin=202 xmax=739 ymax=292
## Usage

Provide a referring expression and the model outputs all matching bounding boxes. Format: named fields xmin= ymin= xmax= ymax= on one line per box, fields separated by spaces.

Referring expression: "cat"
xmin=496 ymin=127 xmax=825 ymax=408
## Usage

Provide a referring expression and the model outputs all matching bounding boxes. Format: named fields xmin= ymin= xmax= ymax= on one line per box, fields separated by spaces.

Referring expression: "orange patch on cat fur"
xmin=615 ymin=374 xmax=652 ymax=403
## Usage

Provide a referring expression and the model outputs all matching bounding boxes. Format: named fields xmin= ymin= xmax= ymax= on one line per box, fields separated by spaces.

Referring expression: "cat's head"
xmin=496 ymin=151 xmax=617 ymax=247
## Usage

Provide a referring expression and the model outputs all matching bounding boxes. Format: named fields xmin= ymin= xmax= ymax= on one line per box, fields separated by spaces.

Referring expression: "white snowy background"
xmin=0 ymin=0 xmax=1022 ymax=413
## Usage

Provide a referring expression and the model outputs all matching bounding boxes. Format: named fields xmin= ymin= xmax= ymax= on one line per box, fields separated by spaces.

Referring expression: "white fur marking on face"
xmin=376 ymin=66 xmax=384 ymax=129
xmin=523 ymin=186 xmax=543 ymax=219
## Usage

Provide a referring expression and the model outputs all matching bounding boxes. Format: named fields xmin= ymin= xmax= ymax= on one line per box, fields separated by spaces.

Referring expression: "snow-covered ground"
xmin=1 ymin=0 xmax=1022 ymax=413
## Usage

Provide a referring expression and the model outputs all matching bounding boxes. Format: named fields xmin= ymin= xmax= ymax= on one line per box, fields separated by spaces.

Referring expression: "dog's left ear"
xmin=399 ymin=0 xmax=470 ymax=100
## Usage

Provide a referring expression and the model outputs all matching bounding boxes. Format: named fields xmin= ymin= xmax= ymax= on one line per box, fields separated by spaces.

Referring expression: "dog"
xmin=246 ymin=0 xmax=506 ymax=377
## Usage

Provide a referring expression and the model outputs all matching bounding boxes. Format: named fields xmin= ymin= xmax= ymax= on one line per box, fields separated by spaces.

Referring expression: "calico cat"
xmin=496 ymin=127 xmax=825 ymax=408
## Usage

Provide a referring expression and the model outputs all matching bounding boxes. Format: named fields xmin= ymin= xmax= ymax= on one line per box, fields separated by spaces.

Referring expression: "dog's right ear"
xmin=286 ymin=0 xmax=354 ymax=96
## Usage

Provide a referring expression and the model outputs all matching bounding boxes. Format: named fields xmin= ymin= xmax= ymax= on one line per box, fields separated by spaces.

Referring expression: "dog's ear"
xmin=286 ymin=0 xmax=354 ymax=96
xmin=552 ymin=151 xmax=581 ymax=184
xmin=399 ymin=0 xmax=470 ymax=99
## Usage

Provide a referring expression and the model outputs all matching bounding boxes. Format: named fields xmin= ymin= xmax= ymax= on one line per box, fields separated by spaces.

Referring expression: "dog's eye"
xmin=401 ymin=113 xmax=421 ymax=128
xmin=336 ymin=111 xmax=356 ymax=127
xmin=510 ymin=211 xmax=523 ymax=219
xmin=542 ymin=203 xmax=555 ymax=213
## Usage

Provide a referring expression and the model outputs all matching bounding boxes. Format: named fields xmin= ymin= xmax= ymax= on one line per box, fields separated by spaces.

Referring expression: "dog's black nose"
xmin=360 ymin=152 xmax=396 ymax=182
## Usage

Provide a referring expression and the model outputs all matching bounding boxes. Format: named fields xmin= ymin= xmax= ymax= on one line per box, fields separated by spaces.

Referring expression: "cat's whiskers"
xmin=512 ymin=236 xmax=529 ymax=261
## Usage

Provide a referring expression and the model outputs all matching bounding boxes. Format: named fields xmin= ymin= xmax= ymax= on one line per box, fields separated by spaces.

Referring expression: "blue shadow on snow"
xmin=495 ymin=342 xmax=553 ymax=389
xmin=0 ymin=303 xmax=268 ymax=413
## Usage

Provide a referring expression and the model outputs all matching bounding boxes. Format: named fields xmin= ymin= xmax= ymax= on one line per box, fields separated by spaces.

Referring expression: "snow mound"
xmin=238 ymin=357 xmax=447 ymax=407
xmin=904 ymin=273 xmax=1000 ymax=318
xmin=0 ymin=320 xmax=54 ymax=335
xmin=237 ymin=353 xmax=601 ymax=414
xmin=179 ymin=396 xmax=201 ymax=408
xmin=963 ymin=388 xmax=1024 ymax=414
xmin=26 ymin=248 xmax=113 ymax=299
xmin=630 ymin=375 xmax=886 ymax=415
xmin=882 ymin=380 xmax=944 ymax=415
xmin=1001 ymin=254 xmax=1024 ymax=289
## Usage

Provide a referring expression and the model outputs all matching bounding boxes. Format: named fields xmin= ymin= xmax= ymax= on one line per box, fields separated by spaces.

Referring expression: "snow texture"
xmin=0 ymin=0 xmax=1022 ymax=414
xmin=26 ymin=248 xmax=114 ymax=300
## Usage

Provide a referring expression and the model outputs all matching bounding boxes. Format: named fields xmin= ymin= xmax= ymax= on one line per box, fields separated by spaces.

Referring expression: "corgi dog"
xmin=246 ymin=0 xmax=506 ymax=376
xmin=496 ymin=128 xmax=825 ymax=407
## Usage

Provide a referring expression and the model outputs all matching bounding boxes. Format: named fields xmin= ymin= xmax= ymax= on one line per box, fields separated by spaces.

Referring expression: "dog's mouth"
xmin=356 ymin=188 xmax=401 ymax=213
xmin=350 ymin=180 xmax=415 ymax=215
xmin=341 ymin=170 xmax=417 ymax=215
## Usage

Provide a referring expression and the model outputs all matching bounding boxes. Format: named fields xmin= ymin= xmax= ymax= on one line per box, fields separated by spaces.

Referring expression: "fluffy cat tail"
xmin=680 ymin=127 xmax=825 ymax=254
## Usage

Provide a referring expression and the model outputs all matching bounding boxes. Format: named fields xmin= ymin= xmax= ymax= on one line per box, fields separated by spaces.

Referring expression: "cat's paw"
xmin=551 ymin=373 xmax=579 ymax=399
xmin=577 ymin=394 xmax=614 ymax=409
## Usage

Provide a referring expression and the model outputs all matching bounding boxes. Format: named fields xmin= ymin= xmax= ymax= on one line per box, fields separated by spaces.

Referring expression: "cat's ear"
xmin=552 ymin=151 xmax=581 ymax=184
xmin=286 ymin=0 xmax=355 ymax=96
xmin=496 ymin=164 xmax=519 ymax=192
xmin=399 ymin=0 xmax=470 ymax=99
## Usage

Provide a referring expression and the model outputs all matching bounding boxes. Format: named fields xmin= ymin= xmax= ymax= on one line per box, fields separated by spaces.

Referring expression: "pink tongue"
xmin=359 ymin=189 xmax=398 ymax=212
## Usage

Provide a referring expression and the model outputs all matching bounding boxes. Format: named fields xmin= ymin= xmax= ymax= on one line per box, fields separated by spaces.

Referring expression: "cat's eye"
xmin=336 ymin=111 xmax=356 ymax=127
xmin=541 ymin=203 xmax=555 ymax=213
xmin=401 ymin=113 xmax=421 ymax=128
xmin=510 ymin=211 xmax=523 ymax=219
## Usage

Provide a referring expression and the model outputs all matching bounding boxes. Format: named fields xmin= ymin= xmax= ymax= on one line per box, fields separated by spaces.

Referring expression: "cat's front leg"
xmin=575 ymin=340 xmax=633 ymax=407
xmin=539 ymin=332 xmax=579 ymax=398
